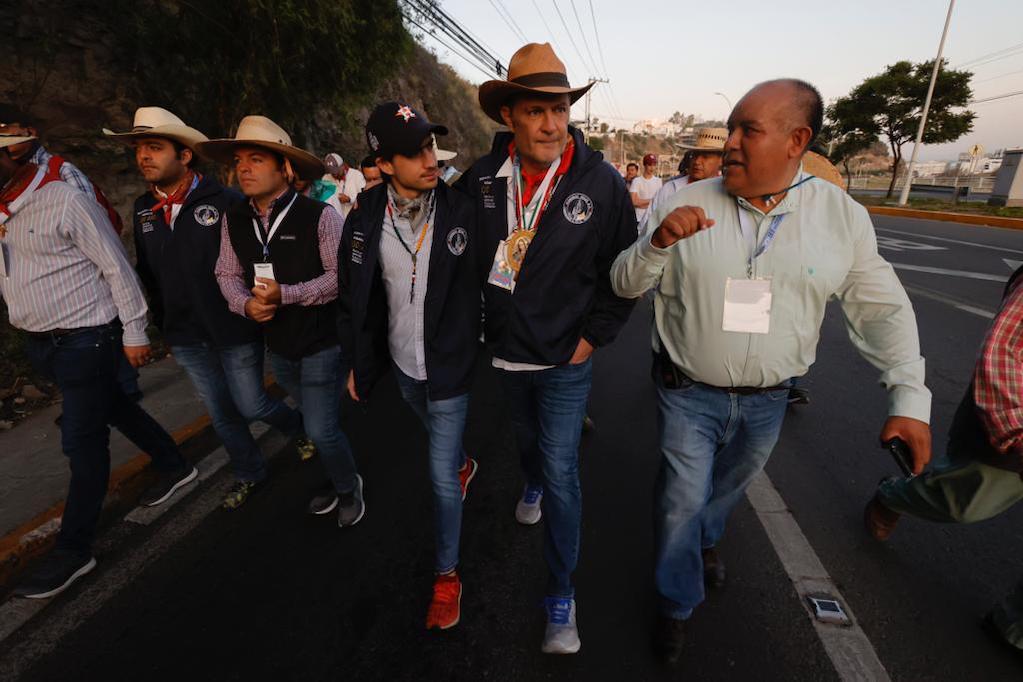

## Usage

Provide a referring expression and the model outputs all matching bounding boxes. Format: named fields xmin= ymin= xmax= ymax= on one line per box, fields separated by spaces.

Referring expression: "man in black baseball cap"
xmin=338 ymin=102 xmax=480 ymax=631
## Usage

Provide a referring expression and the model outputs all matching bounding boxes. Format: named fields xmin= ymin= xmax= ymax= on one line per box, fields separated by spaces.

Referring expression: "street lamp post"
xmin=898 ymin=0 xmax=956 ymax=206
xmin=714 ymin=92 xmax=733 ymax=118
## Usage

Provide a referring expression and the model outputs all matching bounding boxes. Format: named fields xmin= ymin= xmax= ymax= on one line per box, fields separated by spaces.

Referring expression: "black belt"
xmin=24 ymin=319 xmax=119 ymax=340
xmin=652 ymin=348 xmax=790 ymax=394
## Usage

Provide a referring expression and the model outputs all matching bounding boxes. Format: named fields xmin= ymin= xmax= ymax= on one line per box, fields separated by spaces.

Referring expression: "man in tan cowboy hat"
xmin=105 ymin=107 xmax=310 ymax=511
xmin=457 ymin=42 xmax=637 ymax=655
xmin=0 ymin=134 xmax=192 ymax=599
xmin=638 ymin=127 xmax=726 ymax=237
xmin=205 ymin=116 xmax=365 ymax=523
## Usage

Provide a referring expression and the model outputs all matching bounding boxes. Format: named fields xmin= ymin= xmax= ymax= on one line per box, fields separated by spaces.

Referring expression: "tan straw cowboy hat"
xmin=802 ymin=151 xmax=845 ymax=190
xmin=0 ymin=134 xmax=36 ymax=150
xmin=678 ymin=127 xmax=727 ymax=153
xmin=478 ymin=43 xmax=594 ymax=125
xmin=103 ymin=107 xmax=208 ymax=151
xmin=197 ymin=115 xmax=324 ymax=181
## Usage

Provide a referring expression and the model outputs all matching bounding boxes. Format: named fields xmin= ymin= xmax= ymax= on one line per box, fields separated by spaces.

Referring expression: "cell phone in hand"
xmin=883 ymin=437 xmax=914 ymax=477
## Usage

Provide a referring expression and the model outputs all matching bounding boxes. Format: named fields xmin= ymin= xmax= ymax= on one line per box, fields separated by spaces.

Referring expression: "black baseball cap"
xmin=365 ymin=102 xmax=448 ymax=158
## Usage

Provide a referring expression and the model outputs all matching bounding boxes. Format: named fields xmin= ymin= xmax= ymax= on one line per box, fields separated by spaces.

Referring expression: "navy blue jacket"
xmin=338 ymin=181 xmax=480 ymax=401
xmin=455 ymin=126 xmax=637 ymax=366
xmin=133 ymin=176 xmax=258 ymax=347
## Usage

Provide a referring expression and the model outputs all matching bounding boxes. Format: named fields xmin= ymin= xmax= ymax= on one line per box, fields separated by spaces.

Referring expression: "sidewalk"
xmin=0 ymin=356 xmax=214 ymax=586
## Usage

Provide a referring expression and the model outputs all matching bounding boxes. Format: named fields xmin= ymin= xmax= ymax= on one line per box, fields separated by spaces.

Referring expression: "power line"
xmin=401 ymin=0 xmax=506 ymax=77
xmin=487 ymin=0 xmax=529 ymax=43
xmin=569 ymin=0 xmax=601 ymax=79
xmin=975 ymin=67 xmax=1023 ymax=84
xmin=970 ymin=89 xmax=1023 ymax=104
xmin=955 ymin=41 xmax=1023 ymax=68
xmin=550 ymin=0 xmax=598 ymax=76
xmin=401 ymin=12 xmax=497 ymax=80
xmin=531 ymin=0 xmax=567 ymax=57
xmin=588 ymin=0 xmax=612 ymax=82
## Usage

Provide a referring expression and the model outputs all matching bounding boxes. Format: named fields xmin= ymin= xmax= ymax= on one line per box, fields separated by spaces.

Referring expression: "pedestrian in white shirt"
xmin=610 ymin=79 xmax=932 ymax=665
xmin=639 ymin=128 xmax=726 ymax=237
xmin=630 ymin=153 xmax=662 ymax=225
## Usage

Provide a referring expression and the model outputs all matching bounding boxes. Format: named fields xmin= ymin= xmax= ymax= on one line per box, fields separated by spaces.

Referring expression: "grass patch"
xmin=852 ymin=194 xmax=1023 ymax=219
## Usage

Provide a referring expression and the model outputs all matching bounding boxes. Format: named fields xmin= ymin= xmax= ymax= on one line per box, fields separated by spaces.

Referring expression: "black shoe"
xmin=653 ymin=614 xmax=687 ymax=665
xmin=139 ymin=464 xmax=198 ymax=507
xmin=702 ymin=547 xmax=726 ymax=589
xmin=338 ymin=475 xmax=366 ymax=527
xmin=787 ymin=387 xmax=810 ymax=405
xmin=307 ymin=486 xmax=339 ymax=515
xmin=14 ymin=549 xmax=97 ymax=599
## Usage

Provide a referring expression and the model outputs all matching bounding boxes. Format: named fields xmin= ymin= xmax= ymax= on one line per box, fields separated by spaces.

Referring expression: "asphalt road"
xmin=5 ymin=215 xmax=1023 ymax=681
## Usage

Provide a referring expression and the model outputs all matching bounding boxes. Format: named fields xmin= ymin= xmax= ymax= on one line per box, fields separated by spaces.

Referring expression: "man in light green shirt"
xmin=609 ymin=79 xmax=933 ymax=664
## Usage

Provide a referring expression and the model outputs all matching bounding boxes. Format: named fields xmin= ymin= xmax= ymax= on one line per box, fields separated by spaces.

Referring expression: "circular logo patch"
xmin=193 ymin=204 xmax=220 ymax=227
xmin=563 ymin=193 xmax=594 ymax=224
xmin=446 ymin=227 xmax=468 ymax=256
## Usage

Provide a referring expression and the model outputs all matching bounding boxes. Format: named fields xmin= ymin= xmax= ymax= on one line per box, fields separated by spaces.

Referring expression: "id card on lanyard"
xmin=251 ymin=193 xmax=297 ymax=287
xmin=722 ymin=208 xmax=784 ymax=335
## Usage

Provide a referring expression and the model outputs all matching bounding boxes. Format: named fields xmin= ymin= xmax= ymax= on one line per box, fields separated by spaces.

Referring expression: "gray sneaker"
xmin=338 ymin=475 xmax=365 ymax=527
xmin=515 ymin=484 xmax=543 ymax=525
xmin=541 ymin=596 xmax=581 ymax=654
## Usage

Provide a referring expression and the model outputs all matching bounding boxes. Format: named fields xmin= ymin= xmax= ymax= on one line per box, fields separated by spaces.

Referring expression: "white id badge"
xmin=486 ymin=240 xmax=516 ymax=292
xmin=722 ymin=278 xmax=772 ymax=334
xmin=253 ymin=262 xmax=276 ymax=288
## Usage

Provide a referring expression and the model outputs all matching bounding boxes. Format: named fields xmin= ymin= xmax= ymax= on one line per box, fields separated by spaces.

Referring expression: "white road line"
xmin=746 ymin=472 xmax=890 ymax=682
xmin=902 ymin=284 xmax=996 ymax=319
xmin=890 ymin=263 xmax=1008 ymax=282
xmin=875 ymin=227 xmax=1023 ymax=255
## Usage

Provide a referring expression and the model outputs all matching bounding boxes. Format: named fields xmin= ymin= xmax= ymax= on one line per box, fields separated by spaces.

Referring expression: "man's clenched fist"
xmin=651 ymin=206 xmax=715 ymax=249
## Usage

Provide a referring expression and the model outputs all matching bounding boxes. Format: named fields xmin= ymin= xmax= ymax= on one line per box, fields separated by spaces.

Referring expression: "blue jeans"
xmin=25 ymin=322 xmax=185 ymax=554
xmin=393 ymin=366 xmax=469 ymax=574
xmin=171 ymin=341 xmax=302 ymax=482
xmin=499 ymin=359 xmax=593 ymax=598
xmin=654 ymin=374 xmax=790 ymax=619
xmin=269 ymin=346 xmax=358 ymax=494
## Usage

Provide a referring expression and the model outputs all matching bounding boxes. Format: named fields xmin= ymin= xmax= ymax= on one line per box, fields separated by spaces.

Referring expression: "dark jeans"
xmin=172 ymin=341 xmax=302 ymax=482
xmin=499 ymin=359 xmax=593 ymax=598
xmin=25 ymin=322 xmax=185 ymax=554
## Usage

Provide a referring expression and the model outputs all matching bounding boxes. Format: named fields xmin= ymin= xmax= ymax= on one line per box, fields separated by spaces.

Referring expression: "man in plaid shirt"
xmin=865 ymin=266 xmax=1023 ymax=652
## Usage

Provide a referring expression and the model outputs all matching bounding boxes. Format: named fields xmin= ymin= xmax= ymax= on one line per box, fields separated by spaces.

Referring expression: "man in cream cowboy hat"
xmin=457 ymin=43 xmax=637 ymax=654
xmin=638 ymin=127 xmax=726 ymax=238
xmin=206 ymin=116 xmax=365 ymax=524
xmin=105 ymin=107 xmax=310 ymax=510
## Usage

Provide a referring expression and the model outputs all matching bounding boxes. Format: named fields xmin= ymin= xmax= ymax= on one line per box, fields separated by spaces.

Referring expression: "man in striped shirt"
xmin=866 ymin=267 xmax=1023 ymax=652
xmin=0 ymin=135 xmax=195 ymax=600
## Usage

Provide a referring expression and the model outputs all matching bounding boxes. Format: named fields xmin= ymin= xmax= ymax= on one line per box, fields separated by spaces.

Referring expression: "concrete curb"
xmin=866 ymin=205 xmax=1023 ymax=230
xmin=0 ymin=415 xmax=213 ymax=590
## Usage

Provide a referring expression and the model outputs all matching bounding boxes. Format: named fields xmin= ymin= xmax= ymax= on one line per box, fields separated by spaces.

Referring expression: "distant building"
xmin=913 ymin=161 xmax=948 ymax=177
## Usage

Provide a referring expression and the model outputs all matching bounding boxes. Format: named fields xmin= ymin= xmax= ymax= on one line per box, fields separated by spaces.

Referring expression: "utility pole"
xmin=584 ymin=77 xmax=610 ymax=143
xmin=898 ymin=0 xmax=955 ymax=206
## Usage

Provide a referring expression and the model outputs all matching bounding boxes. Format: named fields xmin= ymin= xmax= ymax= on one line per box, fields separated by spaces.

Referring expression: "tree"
xmin=829 ymin=59 xmax=974 ymax=198
xmin=821 ymin=110 xmax=875 ymax=191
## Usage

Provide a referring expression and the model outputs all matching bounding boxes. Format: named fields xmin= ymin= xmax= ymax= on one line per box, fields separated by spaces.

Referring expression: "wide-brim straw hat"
xmin=0 ymin=134 xmax=36 ymax=149
xmin=478 ymin=43 xmax=593 ymax=125
xmin=197 ymin=115 xmax=324 ymax=181
xmin=802 ymin=151 xmax=845 ymax=190
xmin=103 ymin=107 xmax=208 ymax=151
xmin=678 ymin=127 xmax=727 ymax=153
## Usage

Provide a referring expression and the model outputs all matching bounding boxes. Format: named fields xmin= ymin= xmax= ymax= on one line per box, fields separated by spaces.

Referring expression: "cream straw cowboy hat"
xmin=0 ymin=134 xmax=36 ymax=149
xmin=802 ymin=151 xmax=845 ymax=190
xmin=197 ymin=115 xmax=324 ymax=181
xmin=478 ymin=43 xmax=594 ymax=125
xmin=103 ymin=107 xmax=208 ymax=151
xmin=677 ymin=127 xmax=727 ymax=153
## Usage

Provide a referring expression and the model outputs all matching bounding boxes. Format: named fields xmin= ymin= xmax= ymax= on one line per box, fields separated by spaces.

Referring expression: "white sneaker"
xmin=541 ymin=597 xmax=580 ymax=654
xmin=515 ymin=484 xmax=543 ymax=525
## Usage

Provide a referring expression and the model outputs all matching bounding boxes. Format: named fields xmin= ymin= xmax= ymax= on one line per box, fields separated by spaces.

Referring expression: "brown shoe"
xmin=702 ymin=547 xmax=726 ymax=589
xmin=864 ymin=495 xmax=900 ymax=541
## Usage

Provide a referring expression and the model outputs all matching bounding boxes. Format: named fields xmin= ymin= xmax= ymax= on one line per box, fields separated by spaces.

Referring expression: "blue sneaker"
xmin=542 ymin=596 xmax=580 ymax=654
xmin=515 ymin=484 xmax=543 ymax=525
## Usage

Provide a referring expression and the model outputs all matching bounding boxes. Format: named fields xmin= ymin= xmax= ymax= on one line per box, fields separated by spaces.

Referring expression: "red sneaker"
xmin=458 ymin=458 xmax=478 ymax=502
xmin=426 ymin=573 xmax=462 ymax=630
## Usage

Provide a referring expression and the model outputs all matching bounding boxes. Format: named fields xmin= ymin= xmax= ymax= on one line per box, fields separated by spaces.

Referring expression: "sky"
xmin=413 ymin=0 xmax=1022 ymax=162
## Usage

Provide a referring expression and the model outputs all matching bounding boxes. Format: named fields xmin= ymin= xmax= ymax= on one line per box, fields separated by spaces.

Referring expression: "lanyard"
xmin=512 ymin=153 xmax=562 ymax=234
xmin=737 ymin=207 xmax=785 ymax=278
xmin=387 ymin=191 xmax=435 ymax=304
xmin=251 ymin=193 xmax=297 ymax=261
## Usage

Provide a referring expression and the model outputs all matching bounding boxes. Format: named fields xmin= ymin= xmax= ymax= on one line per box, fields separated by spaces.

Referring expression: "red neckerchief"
xmin=0 ymin=162 xmax=63 ymax=226
xmin=151 ymin=170 xmax=199 ymax=225
xmin=507 ymin=139 xmax=575 ymax=206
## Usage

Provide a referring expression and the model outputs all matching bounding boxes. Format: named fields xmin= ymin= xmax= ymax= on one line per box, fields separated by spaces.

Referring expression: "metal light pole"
xmin=584 ymin=77 xmax=610 ymax=143
xmin=898 ymin=0 xmax=956 ymax=206
xmin=714 ymin=92 xmax=733 ymax=117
